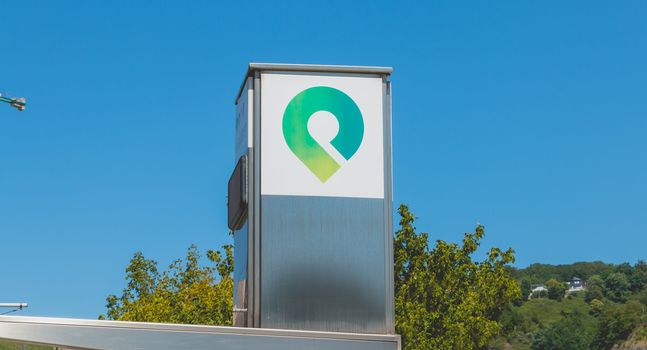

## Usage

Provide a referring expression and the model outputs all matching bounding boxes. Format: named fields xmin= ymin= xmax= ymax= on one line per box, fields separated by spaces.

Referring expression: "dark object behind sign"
xmin=228 ymin=155 xmax=247 ymax=230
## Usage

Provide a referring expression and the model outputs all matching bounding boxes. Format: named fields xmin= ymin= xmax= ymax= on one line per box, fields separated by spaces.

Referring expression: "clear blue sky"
xmin=1 ymin=1 xmax=646 ymax=319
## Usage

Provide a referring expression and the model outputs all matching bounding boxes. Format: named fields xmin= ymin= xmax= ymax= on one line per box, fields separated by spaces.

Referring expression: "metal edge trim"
xmin=252 ymin=71 xmax=262 ymax=328
xmin=0 ymin=316 xmax=400 ymax=343
xmin=244 ymin=75 xmax=255 ymax=328
xmin=236 ymin=63 xmax=393 ymax=102
xmin=250 ymin=63 xmax=392 ymax=75
xmin=382 ymin=76 xmax=395 ymax=334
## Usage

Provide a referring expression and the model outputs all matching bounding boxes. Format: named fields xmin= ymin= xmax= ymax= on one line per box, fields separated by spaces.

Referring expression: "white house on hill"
xmin=566 ymin=276 xmax=586 ymax=294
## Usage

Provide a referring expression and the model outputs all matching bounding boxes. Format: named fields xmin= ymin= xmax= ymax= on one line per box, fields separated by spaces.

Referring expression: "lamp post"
xmin=0 ymin=303 xmax=28 ymax=315
xmin=0 ymin=93 xmax=26 ymax=111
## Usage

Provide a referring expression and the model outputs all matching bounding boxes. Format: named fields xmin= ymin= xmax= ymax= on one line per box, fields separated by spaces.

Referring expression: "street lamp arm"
xmin=0 ymin=303 xmax=28 ymax=309
xmin=0 ymin=95 xmax=27 ymax=111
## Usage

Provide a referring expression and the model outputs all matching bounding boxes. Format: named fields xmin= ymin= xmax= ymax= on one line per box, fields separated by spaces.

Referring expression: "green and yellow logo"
xmin=282 ymin=86 xmax=364 ymax=182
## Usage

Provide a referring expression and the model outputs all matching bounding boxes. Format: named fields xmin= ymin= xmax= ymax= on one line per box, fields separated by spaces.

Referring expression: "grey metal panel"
xmin=0 ymin=316 xmax=399 ymax=350
xmin=260 ymin=195 xmax=387 ymax=334
xmin=382 ymin=77 xmax=395 ymax=334
xmin=244 ymin=147 xmax=255 ymax=327
xmin=232 ymin=221 xmax=248 ymax=326
xmin=251 ymin=72 xmax=262 ymax=328
xmin=234 ymin=78 xmax=250 ymax=159
xmin=232 ymin=77 xmax=251 ymax=327
xmin=236 ymin=63 xmax=393 ymax=102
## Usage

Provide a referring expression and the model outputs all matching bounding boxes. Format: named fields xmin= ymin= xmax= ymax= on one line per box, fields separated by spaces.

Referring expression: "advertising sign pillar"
xmin=229 ymin=63 xmax=393 ymax=335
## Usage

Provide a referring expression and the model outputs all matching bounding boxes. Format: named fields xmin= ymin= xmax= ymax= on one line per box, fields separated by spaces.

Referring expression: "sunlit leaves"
xmin=101 ymin=244 xmax=233 ymax=325
xmin=394 ymin=205 xmax=521 ymax=350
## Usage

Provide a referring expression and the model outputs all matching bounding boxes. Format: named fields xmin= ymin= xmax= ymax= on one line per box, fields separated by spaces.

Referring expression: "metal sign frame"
xmin=233 ymin=63 xmax=394 ymax=334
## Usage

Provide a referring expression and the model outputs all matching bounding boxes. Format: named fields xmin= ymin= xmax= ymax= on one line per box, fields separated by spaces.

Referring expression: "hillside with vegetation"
xmin=490 ymin=261 xmax=647 ymax=350
xmin=0 ymin=341 xmax=51 ymax=350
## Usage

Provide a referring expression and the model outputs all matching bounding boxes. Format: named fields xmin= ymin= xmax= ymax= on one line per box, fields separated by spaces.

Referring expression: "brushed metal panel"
xmin=260 ymin=195 xmax=387 ymax=334
xmin=233 ymin=221 xmax=248 ymax=327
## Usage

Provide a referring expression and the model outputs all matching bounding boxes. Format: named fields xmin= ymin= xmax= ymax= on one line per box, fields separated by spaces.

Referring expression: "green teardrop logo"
xmin=282 ymin=86 xmax=364 ymax=182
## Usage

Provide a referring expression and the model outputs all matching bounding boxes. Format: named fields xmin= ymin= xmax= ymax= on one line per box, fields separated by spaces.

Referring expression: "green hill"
xmin=0 ymin=341 xmax=51 ymax=350
xmin=491 ymin=293 xmax=596 ymax=349
xmin=491 ymin=260 xmax=647 ymax=350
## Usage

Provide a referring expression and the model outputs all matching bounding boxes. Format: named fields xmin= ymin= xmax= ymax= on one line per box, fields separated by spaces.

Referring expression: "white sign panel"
xmin=261 ymin=72 xmax=384 ymax=198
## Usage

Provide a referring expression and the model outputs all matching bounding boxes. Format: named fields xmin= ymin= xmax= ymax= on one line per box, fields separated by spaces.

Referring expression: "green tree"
xmin=394 ymin=205 xmax=521 ymax=350
xmin=101 ymin=244 xmax=233 ymax=325
xmin=511 ymin=261 xmax=612 ymax=286
xmin=629 ymin=261 xmax=647 ymax=293
xmin=499 ymin=304 xmax=531 ymax=335
xmin=589 ymin=299 xmax=605 ymax=317
xmin=593 ymin=300 xmax=643 ymax=350
xmin=614 ymin=263 xmax=633 ymax=277
xmin=519 ymin=277 xmax=532 ymax=303
xmin=585 ymin=275 xmax=606 ymax=303
xmin=546 ymin=278 xmax=567 ymax=301
xmin=531 ymin=311 xmax=594 ymax=350
xmin=604 ymin=272 xmax=630 ymax=303
xmin=638 ymin=288 xmax=647 ymax=307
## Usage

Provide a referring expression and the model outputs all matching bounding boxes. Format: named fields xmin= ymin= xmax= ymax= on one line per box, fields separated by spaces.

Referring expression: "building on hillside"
xmin=566 ymin=276 xmax=586 ymax=294
xmin=529 ymin=285 xmax=548 ymax=299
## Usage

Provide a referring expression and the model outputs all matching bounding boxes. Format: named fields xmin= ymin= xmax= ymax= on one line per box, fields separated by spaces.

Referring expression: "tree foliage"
xmin=604 ymin=272 xmax=630 ymax=303
xmin=394 ymin=204 xmax=521 ymax=350
xmin=531 ymin=310 xmax=595 ymax=350
xmin=510 ymin=261 xmax=613 ymax=286
xmin=593 ymin=300 xmax=644 ymax=350
xmin=639 ymin=288 xmax=647 ymax=307
xmin=628 ymin=261 xmax=647 ymax=293
xmin=589 ymin=298 xmax=605 ymax=317
xmin=546 ymin=278 xmax=567 ymax=301
xmin=519 ymin=277 xmax=532 ymax=303
xmin=585 ymin=275 xmax=606 ymax=303
xmin=101 ymin=244 xmax=233 ymax=325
